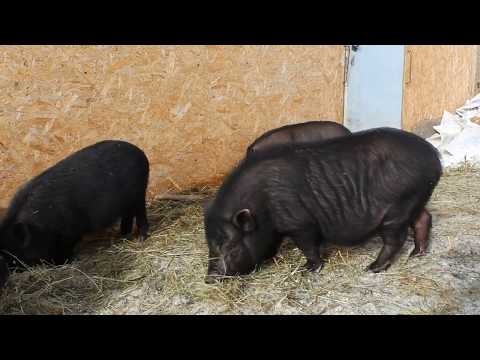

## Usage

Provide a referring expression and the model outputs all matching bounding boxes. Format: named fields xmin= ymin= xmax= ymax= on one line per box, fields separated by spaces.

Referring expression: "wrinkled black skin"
xmin=204 ymin=127 xmax=442 ymax=282
xmin=246 ymin=121 xmax=352 ymax=157
xmin=0 ymin=254 xmax=8 ymax=288
xmin=0 ymin=140 xmax=150 ymax=268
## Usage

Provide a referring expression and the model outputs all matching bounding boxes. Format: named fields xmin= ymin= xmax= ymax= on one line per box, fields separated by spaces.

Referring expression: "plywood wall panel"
xmin=402 ymin=45 xmax=477 ymax=135
xmin=0 ymin=45 xmax=345 ymax=205
xmin=475 ymin=45 xmax=480 ymax=93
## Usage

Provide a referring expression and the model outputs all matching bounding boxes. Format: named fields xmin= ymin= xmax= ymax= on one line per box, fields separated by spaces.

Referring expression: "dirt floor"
xmin=0 ymin=168 xmax=479 ymax=315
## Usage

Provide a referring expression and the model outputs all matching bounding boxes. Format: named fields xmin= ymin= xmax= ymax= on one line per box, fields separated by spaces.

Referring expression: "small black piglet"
xmin=0 ymin=140 xmax=150 ymax=268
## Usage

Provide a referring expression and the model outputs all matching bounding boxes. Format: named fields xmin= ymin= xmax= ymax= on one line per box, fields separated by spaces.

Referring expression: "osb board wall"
xmin=0 ymin=45 xmax=345 ymax=205
xmin=475 ymin=45 xmax=480 ymax=93
xmin=402 ymin=45 xmax=477 ymax=134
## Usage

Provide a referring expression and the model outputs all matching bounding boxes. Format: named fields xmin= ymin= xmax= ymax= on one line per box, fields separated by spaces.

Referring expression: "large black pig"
xmin=246 ymin=121 xmax=352 ymax=157
xmin=246 ymin=120 xmax=433 ymax=260
xmin=204 ymin=127 xmax=442 ymax=282
xmin=0 ymin=140 xmax=150 ymax=268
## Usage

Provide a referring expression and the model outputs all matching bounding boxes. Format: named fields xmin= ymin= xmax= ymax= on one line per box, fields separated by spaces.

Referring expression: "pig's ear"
xmin=202 ymin=199 xmax=213 ymax=213
xmin=232 ymin=209 xmax=255 ymax=232
xmin=12 ymin=223 xmax=32 ymax=249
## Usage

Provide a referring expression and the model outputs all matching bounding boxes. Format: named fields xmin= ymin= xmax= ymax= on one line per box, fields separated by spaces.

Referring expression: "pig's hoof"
xmin=365 ymin=261 xmax=391 ymax=273
xmin=409 ymin=247 xmax=427 ymax=258
xmin=302 ymin=260 xmax=324 ymax=273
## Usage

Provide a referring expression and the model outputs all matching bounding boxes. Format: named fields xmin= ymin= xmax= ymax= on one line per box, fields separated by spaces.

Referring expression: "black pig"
xmin=0 ymin=140 xmax=150 ymax=268
xmin=246 ymin=121 xmax=351 ymax=156
xmin=246 ymin=121 xmax=433 ymax=259
xmin=204 ymin=127 xmax=442 ymax=282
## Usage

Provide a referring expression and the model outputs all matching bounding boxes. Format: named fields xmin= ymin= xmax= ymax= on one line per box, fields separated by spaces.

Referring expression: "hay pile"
xmin=1 ymin=170 xmax=479 ymax=315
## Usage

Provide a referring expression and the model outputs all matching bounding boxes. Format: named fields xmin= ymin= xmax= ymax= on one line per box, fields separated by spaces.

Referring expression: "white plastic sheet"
xmin=426 ymin=93 xmax=480 ymax=168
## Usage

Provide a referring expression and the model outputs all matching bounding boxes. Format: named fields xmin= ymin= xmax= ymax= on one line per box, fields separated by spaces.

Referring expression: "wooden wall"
xmin=1 ymin=45 xmax=477 ymax=207
xmin=402 ymin=45 xmax=477 ymax=136
xmin=475 ymin=45 xmax=480 ymax=94
xmin=0 ymin=45 xmax=345 ymax=205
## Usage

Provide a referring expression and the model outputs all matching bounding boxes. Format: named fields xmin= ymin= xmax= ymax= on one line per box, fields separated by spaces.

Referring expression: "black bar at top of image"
xmin=0 ymin=12 xmax=479 ymax=45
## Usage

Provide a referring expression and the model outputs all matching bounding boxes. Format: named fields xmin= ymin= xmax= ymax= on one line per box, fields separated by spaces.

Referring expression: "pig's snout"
xmin=205 ymin=268 xmax=227 ymax=284
xmin=205 ymin=273 xmax=221 ymax=284
xmin=205 ymin=257 xmax=227 ymax=284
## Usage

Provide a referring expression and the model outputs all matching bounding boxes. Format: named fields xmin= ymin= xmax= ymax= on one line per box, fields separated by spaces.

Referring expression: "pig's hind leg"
xmin=409 ymin=208 xmax=431 ymax=258
xmin=134 ymin=197 xmax=149 ymax=241
xmin=120 ymin=211 xmax=135 ymax=239
xmin=367 ymin=200 xmax=424 ymax=272
xmin=367 ymin=225 xmax=408 ymax=273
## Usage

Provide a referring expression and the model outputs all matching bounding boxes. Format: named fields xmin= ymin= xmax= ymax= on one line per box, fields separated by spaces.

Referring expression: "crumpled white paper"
xmin=426 ymin=93 xmax=480 ymax=168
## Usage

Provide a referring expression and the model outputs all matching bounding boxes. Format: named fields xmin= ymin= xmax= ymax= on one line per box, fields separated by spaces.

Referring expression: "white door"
xmin=344 ymin=45 xmax=405 ymax=131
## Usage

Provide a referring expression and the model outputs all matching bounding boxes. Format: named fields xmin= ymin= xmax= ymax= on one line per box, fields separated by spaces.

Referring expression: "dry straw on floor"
xmin=1 ymin=169 xmax=479 ymax=314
